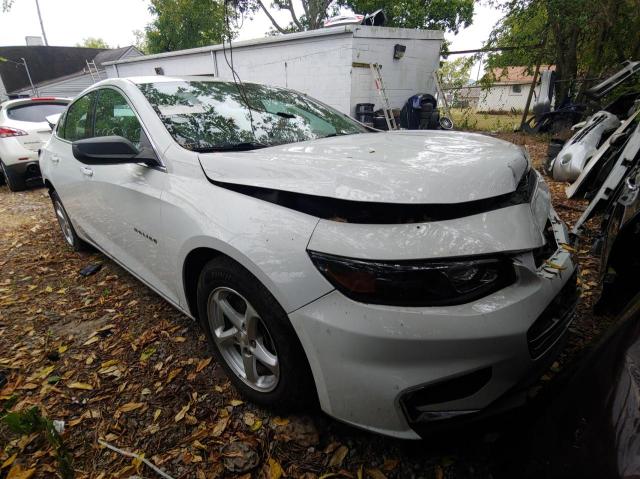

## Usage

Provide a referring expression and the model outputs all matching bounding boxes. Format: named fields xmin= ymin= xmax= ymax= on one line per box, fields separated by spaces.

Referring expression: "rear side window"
xmin=62 ymin=93 xmax=95 ymax=141
xmin=7 ymin=102 xmax=68 ymax=122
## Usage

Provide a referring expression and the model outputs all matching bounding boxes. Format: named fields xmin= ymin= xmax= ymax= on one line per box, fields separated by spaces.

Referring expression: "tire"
xmin=49 ymin=190 xmax=91 ymax=252
xmin=197 ymin=256 xmax=315 ymax=409
xmin=1 ymin=161 xmax=26 ymax=192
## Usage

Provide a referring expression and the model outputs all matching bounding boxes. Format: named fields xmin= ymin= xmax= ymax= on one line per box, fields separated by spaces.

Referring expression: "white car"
xmin=40 ymin=77 xmax=577 ymax=439
xmin=0 ymin=97 xmax=70 ymax=191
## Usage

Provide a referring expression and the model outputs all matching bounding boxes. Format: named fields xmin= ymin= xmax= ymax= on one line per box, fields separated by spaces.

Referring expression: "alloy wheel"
xmin=207 ymin=287 xmax=280 ymax=392
xmin=54 ymin=200 xmax=74 ymax=246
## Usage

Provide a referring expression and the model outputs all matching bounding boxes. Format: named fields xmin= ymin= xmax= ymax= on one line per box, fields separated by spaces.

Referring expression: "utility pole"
xmin=34 ymin=0 xmax=48 ymax=46
xmin=20 ymin=58 xmax=38 ymax=96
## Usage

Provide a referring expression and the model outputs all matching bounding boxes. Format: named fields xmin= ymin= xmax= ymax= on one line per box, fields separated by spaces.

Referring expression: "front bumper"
xmin=289 ymin=209 xmax=577 ymax=439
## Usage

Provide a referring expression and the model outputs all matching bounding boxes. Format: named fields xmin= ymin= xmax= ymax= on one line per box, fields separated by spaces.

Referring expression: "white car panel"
xmin=551 ymin=111 xmax=620 ymax=182
xmin=198 ymin=130 xmax=529 ymax=204
xmin=567 ymin=107 xmax=640 ymax=198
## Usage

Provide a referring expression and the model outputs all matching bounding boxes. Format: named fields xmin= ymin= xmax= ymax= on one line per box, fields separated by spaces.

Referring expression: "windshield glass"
xmin=138 ymin=80 xmax=368 ymax=151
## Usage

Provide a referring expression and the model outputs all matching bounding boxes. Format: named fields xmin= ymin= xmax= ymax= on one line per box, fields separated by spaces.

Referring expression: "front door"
xmin=81 ymin=87 xmax=175 ymax=302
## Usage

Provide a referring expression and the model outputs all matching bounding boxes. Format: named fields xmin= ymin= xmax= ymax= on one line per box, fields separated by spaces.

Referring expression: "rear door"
xmin=43 ymin=93 xmax=96 ymax=236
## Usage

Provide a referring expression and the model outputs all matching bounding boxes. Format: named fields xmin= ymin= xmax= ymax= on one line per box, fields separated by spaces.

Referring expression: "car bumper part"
xmin=4 ymin=159 xmax=42 ymax=185
xmin=290 ymin=208 xmax=577 ymax=439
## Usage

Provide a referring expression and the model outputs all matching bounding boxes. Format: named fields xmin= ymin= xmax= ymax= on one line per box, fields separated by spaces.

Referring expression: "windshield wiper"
xmin=193 ymin=142 xmax=269 ymax=152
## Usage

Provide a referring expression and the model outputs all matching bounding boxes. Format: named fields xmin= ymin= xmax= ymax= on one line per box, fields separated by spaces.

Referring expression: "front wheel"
xmin=197 ymin=257 xmax=315 ymax=409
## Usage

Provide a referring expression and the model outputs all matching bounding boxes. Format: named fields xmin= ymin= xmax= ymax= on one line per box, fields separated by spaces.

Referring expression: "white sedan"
xmin=40 ymin=76 xmax=577 ymax=439
xmin=0 ymin=97 xmax=69 ymax=191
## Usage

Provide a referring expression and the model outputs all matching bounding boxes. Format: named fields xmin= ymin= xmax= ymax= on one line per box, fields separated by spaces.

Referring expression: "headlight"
xmin=308 ymin=251 xmax=517 ymax=307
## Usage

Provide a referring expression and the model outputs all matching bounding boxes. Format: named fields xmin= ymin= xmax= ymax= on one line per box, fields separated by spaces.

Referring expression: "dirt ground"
xmin=0 ymin=132 xmax=614 ymax=479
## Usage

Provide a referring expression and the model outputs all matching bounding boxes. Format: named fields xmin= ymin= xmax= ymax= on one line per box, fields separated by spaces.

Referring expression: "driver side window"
xmin=94 ymin=89 xmax=143 ymax=147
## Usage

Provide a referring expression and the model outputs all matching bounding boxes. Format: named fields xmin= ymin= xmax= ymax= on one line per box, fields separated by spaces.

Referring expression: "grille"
xmin=527 ymin=271 xmax=578 ymax=359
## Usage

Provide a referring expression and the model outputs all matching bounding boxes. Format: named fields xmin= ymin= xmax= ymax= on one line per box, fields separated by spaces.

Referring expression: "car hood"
xmin=198 ymin=130 xmax=529 ymax=204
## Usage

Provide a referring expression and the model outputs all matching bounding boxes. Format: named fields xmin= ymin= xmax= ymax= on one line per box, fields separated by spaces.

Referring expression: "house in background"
xmin=0 ymin=45 xmax=142 ymax=100
xmin=476 ymin=65 xmax=555 ymax=112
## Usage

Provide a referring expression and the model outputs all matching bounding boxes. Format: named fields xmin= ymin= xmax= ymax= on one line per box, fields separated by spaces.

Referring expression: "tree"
xmin=485 ymin=0 xmax=640 ymax=103
xmin=438 ymin=56 xmax=474 ymax=106
xmin=439 ymin=56 xmax=474 ymax=88
xmin=132 ymin=30 xmax=149 ymax=54
xmin=2 ymin=0 xmax=13 ymax=12
xmin=339 ymin=0 xmax=474 ymax=33
xmin=236 ymin=0 xmax=474 ymax=34
xmin=76 ymin=37 xmax=110 ymax=49
xmin=144 ymin=0 xmax=230 ymax=54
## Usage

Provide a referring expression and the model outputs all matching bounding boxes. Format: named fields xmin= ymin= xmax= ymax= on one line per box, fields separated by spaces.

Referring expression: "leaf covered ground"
xmin=0 ymin=133 xmax=615 ymax=479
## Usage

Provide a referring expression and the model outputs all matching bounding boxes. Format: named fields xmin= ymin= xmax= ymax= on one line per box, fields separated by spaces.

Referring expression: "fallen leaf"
xmin=1 ymin=453 xmax=17 ymax=469
xmin=267 ymin=458 xmax=284 ymax=479
xmin=140 ymin=346 xmax=157 ymax=362
xmin=153 ymin=408 xmax=162 ymax=422
xmin=83 ymin=336 xmax=100 ymax=346
xmin=166 ymin=368 xmax=182 ymax=384
xmin=195 ymin=357 xmax=212 ymax=373
xmin=271 ymin=417 xmax=289 ymax=426
xmin=175 ymin=404 xmax=190 ymax=422
xmin=118 ymin=402 xmax=145 ymax=413
xmin=68 ymin=382 xmax=93 ymax=390
xmin=6 ymin=464 xmax=36 ymax=479
xmin=212 ymin=416 xmax=230 ymax=437
xmin=328 ymin=445 xmax=349 ymax=468
xmin=366 ymin=469 xmax=387 ymax=479
xmin=229 ymin=399 xmax=244 ymax=407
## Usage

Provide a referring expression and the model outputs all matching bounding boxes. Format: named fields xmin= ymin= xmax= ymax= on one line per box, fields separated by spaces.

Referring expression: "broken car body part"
xmin=566 ymin=106 xmax=640 ymax=199
xmin=551 ymin=111 xmax=620 ymax=182
xmin=572 ymin=122 xmax=640 ymax=234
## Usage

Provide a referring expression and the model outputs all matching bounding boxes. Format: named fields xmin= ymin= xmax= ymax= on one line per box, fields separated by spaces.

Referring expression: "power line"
xmin=444 ymin=44 xmax=543 ymax=55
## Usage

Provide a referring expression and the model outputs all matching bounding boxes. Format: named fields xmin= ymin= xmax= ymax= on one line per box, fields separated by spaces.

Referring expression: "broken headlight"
xmin=308 ymin=251 xmax=516 ymax=307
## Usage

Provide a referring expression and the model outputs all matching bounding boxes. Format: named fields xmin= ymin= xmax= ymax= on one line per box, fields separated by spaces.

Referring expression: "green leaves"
xmin=337 ymin=0 xmax=475 ymax=33
xmin=144 ymin=0 xmax=231 ymax=54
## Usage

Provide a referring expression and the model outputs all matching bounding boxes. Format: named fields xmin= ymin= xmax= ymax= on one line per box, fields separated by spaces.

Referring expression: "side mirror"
xmin=46 ymin=113 xmax=61 ymax=130
xmin=72 ymin=136 xmax=159 ymax=166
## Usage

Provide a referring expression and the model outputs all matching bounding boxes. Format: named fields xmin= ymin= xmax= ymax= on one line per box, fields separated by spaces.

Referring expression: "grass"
xmin=449 ymin=107 xmax=522 ymax=132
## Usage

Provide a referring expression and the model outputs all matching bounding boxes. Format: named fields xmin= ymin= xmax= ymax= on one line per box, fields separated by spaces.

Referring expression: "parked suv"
xmin=40 ymin=77 xmax=577 ymax=439
xmin=0 ymin=97 xmax=70 ymax=191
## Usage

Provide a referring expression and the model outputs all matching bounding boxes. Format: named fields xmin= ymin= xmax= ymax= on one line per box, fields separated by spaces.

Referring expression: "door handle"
xmin=80 ymin=166 xmax=94 ymax=177
xmin=50 ymin=155 xmax=60 ymax=164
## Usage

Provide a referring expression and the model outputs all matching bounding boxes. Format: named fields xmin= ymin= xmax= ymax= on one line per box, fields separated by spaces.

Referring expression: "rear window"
xmin=7 ymin=102 xmax=68 ymax=123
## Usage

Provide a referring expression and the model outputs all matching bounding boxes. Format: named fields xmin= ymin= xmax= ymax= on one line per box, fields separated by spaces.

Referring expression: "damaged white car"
xmin=40 ymin=77 xmax=577 ymax=439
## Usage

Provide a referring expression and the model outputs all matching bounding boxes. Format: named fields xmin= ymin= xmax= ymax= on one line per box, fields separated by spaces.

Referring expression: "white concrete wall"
xmin=105 ymin=26 xmax=443 ymax=116
xmin=350 ymin=27 xmax=441 ymax=114
xmin=477 ymin=83 xmax=541 ymax=112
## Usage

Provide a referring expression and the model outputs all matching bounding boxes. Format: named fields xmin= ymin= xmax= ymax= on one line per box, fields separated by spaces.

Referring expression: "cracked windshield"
xmin=138 ymin=80 xmax=367 ymax=151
